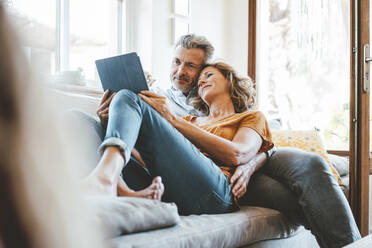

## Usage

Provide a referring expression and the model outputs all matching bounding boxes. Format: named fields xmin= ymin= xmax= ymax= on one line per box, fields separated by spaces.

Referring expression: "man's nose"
xmin=177 ymin=63 xmax=187 ymax=75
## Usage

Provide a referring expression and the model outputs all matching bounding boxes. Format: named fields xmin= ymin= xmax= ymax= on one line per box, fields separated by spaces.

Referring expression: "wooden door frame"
xmin=350 ymin=0 xmax=370 ymax=236
xmin=248 ymin=0 xmax=256 ymax=83
xmin=249 ymin=0 xmax=370 ymax=236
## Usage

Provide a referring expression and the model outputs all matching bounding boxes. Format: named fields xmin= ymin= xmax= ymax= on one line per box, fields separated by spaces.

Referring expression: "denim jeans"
xmin=66 ymin=89 xmax=361 ymax=247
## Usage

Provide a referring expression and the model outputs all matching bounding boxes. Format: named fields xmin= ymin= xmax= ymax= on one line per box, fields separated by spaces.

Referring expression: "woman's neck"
xmin=207 ymin=95 xmax=235 ymax=119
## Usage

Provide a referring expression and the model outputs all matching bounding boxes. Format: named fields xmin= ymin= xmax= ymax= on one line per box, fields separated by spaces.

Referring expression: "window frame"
xmin=55 ymin=0 xmax=125 ymax=81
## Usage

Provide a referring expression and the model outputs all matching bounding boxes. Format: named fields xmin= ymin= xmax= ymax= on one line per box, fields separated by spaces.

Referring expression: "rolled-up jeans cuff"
xmin=98 ymin=137 xmax=130 ymax=163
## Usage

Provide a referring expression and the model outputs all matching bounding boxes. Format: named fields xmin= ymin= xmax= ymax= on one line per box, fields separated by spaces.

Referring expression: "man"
xmin=71 ymin=34 xmax=360 ymax=247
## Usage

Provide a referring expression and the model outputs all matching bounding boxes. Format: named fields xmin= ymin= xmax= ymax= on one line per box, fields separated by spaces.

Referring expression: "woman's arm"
xmin=171 ymin=117 xmax=262 ymax=166
xmin=139 ymin=90 xmax=263 ymax=166
xmin=230 ymin=151 xmax=267 ymax=198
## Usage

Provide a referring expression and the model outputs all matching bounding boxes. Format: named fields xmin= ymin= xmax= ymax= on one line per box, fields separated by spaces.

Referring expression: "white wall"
xmin=129 ymin=0 xmax=249 ymax=89
xmin=222 ymin=0 xmax=249 ymax=76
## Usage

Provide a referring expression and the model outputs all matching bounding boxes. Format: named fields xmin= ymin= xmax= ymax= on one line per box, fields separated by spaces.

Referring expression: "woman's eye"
xmin=207 ymin=73 xmax=213 ymax=78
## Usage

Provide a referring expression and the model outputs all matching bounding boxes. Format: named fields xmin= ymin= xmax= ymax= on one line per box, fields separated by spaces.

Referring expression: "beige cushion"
xmin=110 ymin=206 xmax=303 ymax=248
xmin=86 ymin=196 xmax=180 ymax=238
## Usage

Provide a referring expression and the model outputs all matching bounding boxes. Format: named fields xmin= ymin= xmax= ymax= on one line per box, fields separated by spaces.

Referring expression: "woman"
xmin=84 ymin=61 xmax=273 ymax=215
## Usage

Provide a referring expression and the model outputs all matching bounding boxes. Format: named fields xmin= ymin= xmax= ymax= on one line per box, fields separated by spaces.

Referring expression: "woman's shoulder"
xmin=233 ymin=110 xmax=265 ymax=120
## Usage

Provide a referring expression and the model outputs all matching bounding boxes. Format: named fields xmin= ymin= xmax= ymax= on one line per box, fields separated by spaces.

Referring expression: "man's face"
xmin=170 ymin=46 xmax=205 ymax=95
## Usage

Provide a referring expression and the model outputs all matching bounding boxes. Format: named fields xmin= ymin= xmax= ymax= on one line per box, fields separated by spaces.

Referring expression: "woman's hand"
xmin=230 ymin=163 xmax=254 ymax=199
xmin=139 ymin=90 xmax=176 ymax=123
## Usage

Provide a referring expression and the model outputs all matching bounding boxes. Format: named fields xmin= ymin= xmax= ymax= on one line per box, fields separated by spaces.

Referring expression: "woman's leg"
xmin=100 ymin=89 xmax=237 ymax=215
xmin=260 ymin=147 xmax=360 ymax=247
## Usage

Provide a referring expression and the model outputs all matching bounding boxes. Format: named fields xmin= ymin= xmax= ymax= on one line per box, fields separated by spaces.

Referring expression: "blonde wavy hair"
xmin=188 ymin=62 xmax=256 ymax=115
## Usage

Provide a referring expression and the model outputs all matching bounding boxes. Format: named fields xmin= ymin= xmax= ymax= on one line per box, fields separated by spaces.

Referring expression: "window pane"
xmin=257 ymin=0 xmax=350 ymax=150
xmin=7 ymin=0 xmax=56 ymax=75
xmin=69 ymin=0 xmax=120 ymax=86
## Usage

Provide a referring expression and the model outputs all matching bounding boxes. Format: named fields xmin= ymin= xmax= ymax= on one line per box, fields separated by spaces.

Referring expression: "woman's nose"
xmin=198 ymin=79 xmax=206 ymax=87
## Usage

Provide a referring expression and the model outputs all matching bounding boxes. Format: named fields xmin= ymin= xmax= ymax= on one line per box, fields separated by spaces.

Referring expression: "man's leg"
xmin=239 ymin=172 xmax=307 ymax=226
xmin=101 ymin=89 xmax=238 ymax=215
xmin=253 ymin=147 xmax=360 ymax=247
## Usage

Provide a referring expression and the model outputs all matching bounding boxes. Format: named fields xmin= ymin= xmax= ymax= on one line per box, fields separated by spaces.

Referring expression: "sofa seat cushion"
xmin=109 ymin=206 xmax=302 ymax=248
xmin=87 ymin=196 xmax=180 ymax=238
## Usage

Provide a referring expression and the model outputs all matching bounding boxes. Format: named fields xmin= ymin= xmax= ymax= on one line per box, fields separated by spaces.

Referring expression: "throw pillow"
xmin=86 ymin=196 xmax=180 ymax=238
xmin=271 ymin=130 xmax=343 ymax=185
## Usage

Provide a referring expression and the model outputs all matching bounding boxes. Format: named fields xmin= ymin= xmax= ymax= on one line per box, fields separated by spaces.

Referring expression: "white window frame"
xmin=55 ymin=0 xmax=126 ymax=77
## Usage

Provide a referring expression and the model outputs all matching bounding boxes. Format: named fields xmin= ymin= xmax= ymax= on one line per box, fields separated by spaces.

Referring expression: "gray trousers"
xmin=66 ymin=109 xmax=360 ymax=248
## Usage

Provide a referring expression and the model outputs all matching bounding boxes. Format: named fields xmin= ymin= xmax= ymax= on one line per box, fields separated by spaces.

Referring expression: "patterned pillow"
xmin=271 ymin=130 xmax=343 ymax=185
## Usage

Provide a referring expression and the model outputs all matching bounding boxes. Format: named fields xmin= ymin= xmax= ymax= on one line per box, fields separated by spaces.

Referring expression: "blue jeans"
xmin=66 ymin=90 xmax=360 ymax=247
xmin=100 ymin=89 xmax=237 ymax=215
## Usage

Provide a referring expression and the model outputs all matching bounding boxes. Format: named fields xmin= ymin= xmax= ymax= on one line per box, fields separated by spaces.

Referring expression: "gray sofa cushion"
xmin=328 ymin=153 xmax=349 ymax=177
xmin=87 ymin=196 xmax=180 ymax=238
xmin=110 ymin=206 xmax=302 ymax=248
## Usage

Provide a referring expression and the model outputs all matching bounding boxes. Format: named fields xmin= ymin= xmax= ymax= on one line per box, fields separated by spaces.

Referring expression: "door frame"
xmin=350 ymin=0 xmax=370 ymax=236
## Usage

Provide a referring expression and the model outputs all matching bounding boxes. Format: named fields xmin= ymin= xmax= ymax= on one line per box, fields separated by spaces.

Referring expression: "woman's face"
xmin=197 ymin=66 xmax=230 ymax=103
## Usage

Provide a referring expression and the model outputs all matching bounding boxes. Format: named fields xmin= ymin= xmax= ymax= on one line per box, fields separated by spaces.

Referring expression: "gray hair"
xmin=175 ymin=34 xmax=214 ymax=64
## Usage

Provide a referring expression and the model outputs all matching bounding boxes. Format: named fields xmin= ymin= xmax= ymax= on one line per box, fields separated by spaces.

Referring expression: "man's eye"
xmin=207 ymin=73 xmax=213 ymax=77
xmin=174 ymin=59 xmax=180 ymax=65
xmin=187 ymin=63 xmax=197 ymax=69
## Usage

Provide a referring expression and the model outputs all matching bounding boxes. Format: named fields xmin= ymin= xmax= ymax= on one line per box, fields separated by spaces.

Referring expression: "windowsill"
xmin=44 ymin=82 xmax=104 ymax=98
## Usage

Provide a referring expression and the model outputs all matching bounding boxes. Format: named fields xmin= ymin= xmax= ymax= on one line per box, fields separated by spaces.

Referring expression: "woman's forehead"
xmin=200 ymin=66 xmax=217 ymax=75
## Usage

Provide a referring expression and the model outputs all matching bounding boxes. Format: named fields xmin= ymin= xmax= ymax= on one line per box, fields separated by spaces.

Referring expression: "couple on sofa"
xmin=76 ymin=34 xmax=360 ymax=247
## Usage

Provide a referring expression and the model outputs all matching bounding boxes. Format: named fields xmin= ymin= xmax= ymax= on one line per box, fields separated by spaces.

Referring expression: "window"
xmin=8 ymin=0 xmax=57 ymax=75
xmin=257 ymin=0 xmax=350 ymax=150
xmin=6 ymin=0 xmax=125 ymax=89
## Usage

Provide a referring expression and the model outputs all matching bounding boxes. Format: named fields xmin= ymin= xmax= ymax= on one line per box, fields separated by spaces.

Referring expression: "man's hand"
xmin=230 ymin=163 xmax=254 ymax=199
xmin=96 ymin=90 xmax=116 ymax=128
xmin=138 ymin=90 xmax=175 ymax=122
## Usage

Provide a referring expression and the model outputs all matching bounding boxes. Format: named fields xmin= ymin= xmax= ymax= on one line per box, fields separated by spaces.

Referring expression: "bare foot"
xmin=118 ymin=176 xmax=164 ymax=201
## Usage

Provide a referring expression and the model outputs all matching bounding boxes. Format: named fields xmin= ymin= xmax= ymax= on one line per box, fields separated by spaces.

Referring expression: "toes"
xmin=153 ymin=176 xmax=162 ymax=184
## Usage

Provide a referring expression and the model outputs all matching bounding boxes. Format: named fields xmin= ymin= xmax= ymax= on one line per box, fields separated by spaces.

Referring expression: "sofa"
xmin=50 ymin=87 xmax=350 ymax=248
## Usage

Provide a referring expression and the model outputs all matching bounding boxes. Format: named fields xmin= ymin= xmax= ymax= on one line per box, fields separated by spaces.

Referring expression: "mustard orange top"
xmin=183 ymin=111 xmax=274 ymax=179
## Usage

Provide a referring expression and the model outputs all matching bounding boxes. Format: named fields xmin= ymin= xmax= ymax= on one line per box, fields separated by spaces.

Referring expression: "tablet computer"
xmin=95 ymin=52 xmax=149 ymax=94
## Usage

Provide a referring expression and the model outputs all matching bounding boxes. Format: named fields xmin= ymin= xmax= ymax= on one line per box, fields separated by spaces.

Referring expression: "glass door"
xmin=254 ymin=0 xmax=370 ymax=235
